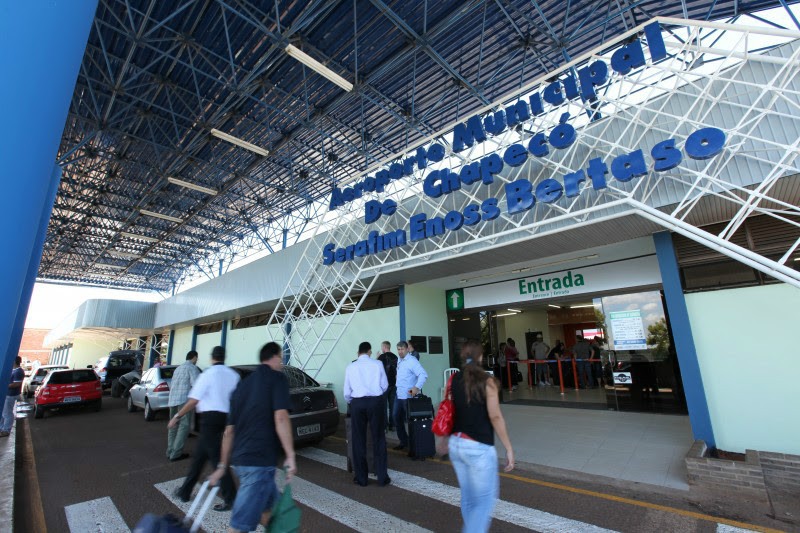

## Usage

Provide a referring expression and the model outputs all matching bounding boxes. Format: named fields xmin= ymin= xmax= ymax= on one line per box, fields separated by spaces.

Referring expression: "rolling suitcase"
xmin=408 ymin=417 xmax=436 ymax=460
xmin=406 ymin=393 xmax=434 ymax=419
xmin=345 ymin=415 xmax=374 ymax=474
xmin=133 ymin=480 xmax=219 ymax=533
xmin=406 ymin=393 xmax=435 ymax=460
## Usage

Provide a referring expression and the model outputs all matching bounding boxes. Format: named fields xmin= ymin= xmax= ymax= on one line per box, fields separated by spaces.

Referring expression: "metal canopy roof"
xmin=43 ymin=0 xmax=792 ymax=292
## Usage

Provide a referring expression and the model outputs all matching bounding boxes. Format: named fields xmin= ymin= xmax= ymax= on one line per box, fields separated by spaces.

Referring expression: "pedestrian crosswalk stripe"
xmin=717 ymin=525 xmax=758 ymax=532
xmin=155 ymin=475 xmax=433 ymax=533
xmin=298 ymin=448 xmax=619 ymax=533
xmin=65 ymin=496 xmax=129 ymax=533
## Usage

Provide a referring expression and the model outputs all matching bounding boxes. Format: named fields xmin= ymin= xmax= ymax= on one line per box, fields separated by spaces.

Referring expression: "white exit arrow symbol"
xmin=450 ymin=292 xmax=460 ymax=307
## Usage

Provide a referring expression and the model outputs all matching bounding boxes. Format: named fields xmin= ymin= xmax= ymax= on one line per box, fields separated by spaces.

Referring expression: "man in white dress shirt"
xmin=169 ymin=345 xmax=240 ymax=510
xmin=343 ymin=341 xmax=390 ymax=487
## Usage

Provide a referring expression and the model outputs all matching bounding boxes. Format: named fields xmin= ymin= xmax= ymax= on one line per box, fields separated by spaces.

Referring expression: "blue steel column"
xmin=191 ymin=326 xmax=198 ymax=351
xmin=220 ymin=320 xmax=228 ymax=348
xmin=0 ymin=0 xmax=97 ymax=409
xmin=399 ymin=286 xmax=407 ymax=341
xmin=653 ymin=232 xmax=716 ymax=447
xmin=166 ymin=330 xmax=175 ymax=364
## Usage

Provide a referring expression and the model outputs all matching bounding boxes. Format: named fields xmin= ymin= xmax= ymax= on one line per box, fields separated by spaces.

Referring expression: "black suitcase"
xmin=408 ymin=418 xmax=435 ymax=460
xmin=345 ymin=415 xmax=374 ymax=474
xmin=406 ymin=394 xmax=434 ymax=419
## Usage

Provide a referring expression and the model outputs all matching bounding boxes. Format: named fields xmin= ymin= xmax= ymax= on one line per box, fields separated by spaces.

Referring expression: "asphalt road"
xmin=25 ymin=395 xmax=795 ymax=532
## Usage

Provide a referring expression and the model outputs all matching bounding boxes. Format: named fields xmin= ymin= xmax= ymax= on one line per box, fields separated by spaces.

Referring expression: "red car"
xmin=34 ymin=369 xmax=103 ymax=419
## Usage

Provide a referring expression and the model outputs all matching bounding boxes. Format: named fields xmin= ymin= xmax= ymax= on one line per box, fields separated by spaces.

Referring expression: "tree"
xmin=646 ymin=318 xmax=670 ymax=360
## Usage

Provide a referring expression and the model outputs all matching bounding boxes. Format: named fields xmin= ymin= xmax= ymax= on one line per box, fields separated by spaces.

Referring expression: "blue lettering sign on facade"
xmin=321 ymin=23 xmax=728 ymax=266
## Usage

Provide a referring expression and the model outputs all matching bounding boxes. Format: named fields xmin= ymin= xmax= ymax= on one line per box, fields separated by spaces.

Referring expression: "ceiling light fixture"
xmin=168 ymin=177 xmax=218 ymax=196
xmin=109 ymin=251 xmax=141 ymax=260
xmin=99 ymin=264 xmax=127 ymax=270
xmin=507 ymin=308 xmax=522 ymax=313
xmin=495 ymin=312 xmax=517 ymax=317
xmin=210 ymin=128 xmax=269 ymax=157
xmin=120 ymin=231 xmax=159 ymax=243
xmin=462 ymin=317 xmax=471 ymax=321
xmin=548 ymin=304 xmax=562 ymax=309
xmin=140 ymin=209 xmax=183 ymax=224
xmin=285 ymin=44 xmax=354 ymax=92
xmin=570 ymin=304 xmax=596 ymax=309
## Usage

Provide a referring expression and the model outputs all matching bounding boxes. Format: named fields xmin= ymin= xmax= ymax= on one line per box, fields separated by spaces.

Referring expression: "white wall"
xmin=170 ymin=326 xmax=193 ymax=364
xmin=687 ymin=283 xmax=800 ymax=455
xmin=69 ymin=337 xmax=121 ymax=370
xmin=404 ymin=284 xmax=451 ymax=407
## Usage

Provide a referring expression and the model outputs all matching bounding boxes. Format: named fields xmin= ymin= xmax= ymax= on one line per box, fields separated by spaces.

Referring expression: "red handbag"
xmin=432 ymin=374 xmax=456 ymax=436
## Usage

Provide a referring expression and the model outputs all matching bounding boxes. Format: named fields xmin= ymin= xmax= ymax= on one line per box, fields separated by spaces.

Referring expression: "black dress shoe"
xmin=393 ymin=444 xmax=406 ymax=450
xmin=353 ymin=478 xmax=368 ymax=487
xmin=173 ymin=489 xmax=190 ymax=503
xmin=379 ymin=477 xmax=392 ymax=487
xmin=169 ymin=453 xmax=190 ymax=462
xmin=213 ymin=502 xmax=233 ymax=512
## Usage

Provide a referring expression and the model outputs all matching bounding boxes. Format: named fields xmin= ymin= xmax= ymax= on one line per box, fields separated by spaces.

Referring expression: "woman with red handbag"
xmin=434 ymin=340 xmax=514 ymax=533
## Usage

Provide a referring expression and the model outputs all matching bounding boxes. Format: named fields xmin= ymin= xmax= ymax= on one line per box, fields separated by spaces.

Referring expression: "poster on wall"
xmin=608 ymin=310 xmax=647 ymax=351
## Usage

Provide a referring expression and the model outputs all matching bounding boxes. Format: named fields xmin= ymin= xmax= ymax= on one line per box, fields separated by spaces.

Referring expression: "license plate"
xmin=297 ymin=423 xmax=320 ymax=436
xmin=64 ymin=396 xmax=81 ymax=403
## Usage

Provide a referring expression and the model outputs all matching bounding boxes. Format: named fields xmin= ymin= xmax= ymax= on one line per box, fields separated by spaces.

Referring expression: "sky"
xmin=25 ymin=283 xmax=162 ymax=329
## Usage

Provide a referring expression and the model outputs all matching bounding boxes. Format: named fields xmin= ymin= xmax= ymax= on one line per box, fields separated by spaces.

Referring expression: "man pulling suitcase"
xmin=393 ymin=341 xmax=428 ymax=452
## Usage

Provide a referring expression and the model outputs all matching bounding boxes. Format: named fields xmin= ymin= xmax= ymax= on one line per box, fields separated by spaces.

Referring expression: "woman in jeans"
xmin=448 ymin=340 xmax=514 ymax=533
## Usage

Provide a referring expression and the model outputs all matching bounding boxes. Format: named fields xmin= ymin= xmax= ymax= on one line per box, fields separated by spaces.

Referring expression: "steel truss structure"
xmin=45 ymin=0 xmax=793 ymax=293
xmin=269 ymin=17 xmax=800 ymax=377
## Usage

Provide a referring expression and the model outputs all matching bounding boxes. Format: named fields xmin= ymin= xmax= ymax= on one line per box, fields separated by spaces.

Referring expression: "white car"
xmin=23 ymin=365 xmax=70 ymax=399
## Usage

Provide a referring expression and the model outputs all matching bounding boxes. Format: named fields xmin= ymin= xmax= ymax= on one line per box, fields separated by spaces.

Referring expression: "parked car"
xmin=33 ymin=369 xmax=102 ymax=419
xmin=230 ymin=365 xmax=339 ymax=443
xmin=23 ymin=365 xmax=69 ymax=399
xmin=127 ymin=366 xmax=176 ymax=421
xmin=94 ymin=350 xmax=143 ymax=389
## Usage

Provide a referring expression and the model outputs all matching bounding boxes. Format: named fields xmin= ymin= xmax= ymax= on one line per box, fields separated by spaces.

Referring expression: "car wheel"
xmin=34 ymin=404 xmax=44 ymax=419
xmin=144 ymin=400 xmax=155 ymax=421
xmin=110 ymin=379 xmax=122 ymax=398
xmin=127 ymin=395 xmax=137 ymax=413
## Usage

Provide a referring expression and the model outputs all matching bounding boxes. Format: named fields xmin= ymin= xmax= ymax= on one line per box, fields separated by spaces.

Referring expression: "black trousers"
xmin=385 ymin=386 xmax=396 ymax=429
xmin=350 ymin=396 xmax=389 ymax=485
xmin=178 ymin=411 xmax=236 ymax=504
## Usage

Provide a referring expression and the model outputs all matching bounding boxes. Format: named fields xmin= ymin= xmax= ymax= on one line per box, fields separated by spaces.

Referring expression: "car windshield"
xmin=283 ymin=366 xmax=319 ymax=388
xmin=48 ymin=370 xmax=98 ymax=384
xmin=35 ymin=369 xmax=48 ymax=377
xmin=159 ymin=367 xmax=175 ymax=379
xmin=109 ymin=356 xmax=135 ymax=368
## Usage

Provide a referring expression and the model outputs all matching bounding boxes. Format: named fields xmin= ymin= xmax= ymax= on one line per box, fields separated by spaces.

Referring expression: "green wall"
xmin=195 ymin=331 xmax=222 ymax=364
xmin=170 ymin=326 xmax=193 ymax=364
xmin=69 ymin=337 xmax=120 ymax=370
xmin=403 ymin=283 xmax=452 ymax=406
xmin=223 ymin=307 xmax=401 ymax=412
xmin=686 ymin=283 xmax=800 ymax=454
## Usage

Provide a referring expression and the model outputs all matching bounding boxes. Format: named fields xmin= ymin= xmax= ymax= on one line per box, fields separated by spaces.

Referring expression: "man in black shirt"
xmin=210 ymin=342 xmax=296 ymax=533
xmin=377 ymin=341 xmax=398 ymax=431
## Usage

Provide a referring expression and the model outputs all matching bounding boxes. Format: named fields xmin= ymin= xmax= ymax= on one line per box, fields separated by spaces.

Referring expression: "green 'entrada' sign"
xmin=518 ymin=270 xmax=585 ymax=298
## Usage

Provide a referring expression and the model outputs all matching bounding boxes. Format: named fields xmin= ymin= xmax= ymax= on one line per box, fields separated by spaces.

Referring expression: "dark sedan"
xmin=231 ymin=364 xmax=339 ymax=444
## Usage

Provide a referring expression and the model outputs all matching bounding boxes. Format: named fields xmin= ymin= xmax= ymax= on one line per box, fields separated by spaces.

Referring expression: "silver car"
xmin=23 ymin=365 xmax=69 ymax=398
xmin=127 ymin=366 xmax=176 ymax=421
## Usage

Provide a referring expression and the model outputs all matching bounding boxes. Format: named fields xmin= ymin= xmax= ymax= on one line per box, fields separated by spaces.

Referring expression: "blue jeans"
xmin=0 ymin=395 xmax=18 ymax=433
xmin=449 ymin=436 xmax=499 ymax=533
xmin=393 ymin=398 xmax=408 ymax=446
xmin=230 ymin=466 xmax=277 ymax=532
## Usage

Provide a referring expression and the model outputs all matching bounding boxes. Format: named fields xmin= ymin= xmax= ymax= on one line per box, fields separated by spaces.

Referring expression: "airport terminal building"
xmin=33 ymin=12 xmax=800 ymax=492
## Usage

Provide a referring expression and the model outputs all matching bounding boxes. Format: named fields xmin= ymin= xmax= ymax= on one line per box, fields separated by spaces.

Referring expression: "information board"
xmin=608 ymin=310 xmax=648 ymax=351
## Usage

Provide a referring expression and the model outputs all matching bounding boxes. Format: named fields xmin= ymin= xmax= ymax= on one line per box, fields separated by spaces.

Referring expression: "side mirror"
xmin=87 ymin=365 xmax=93 ymax=369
